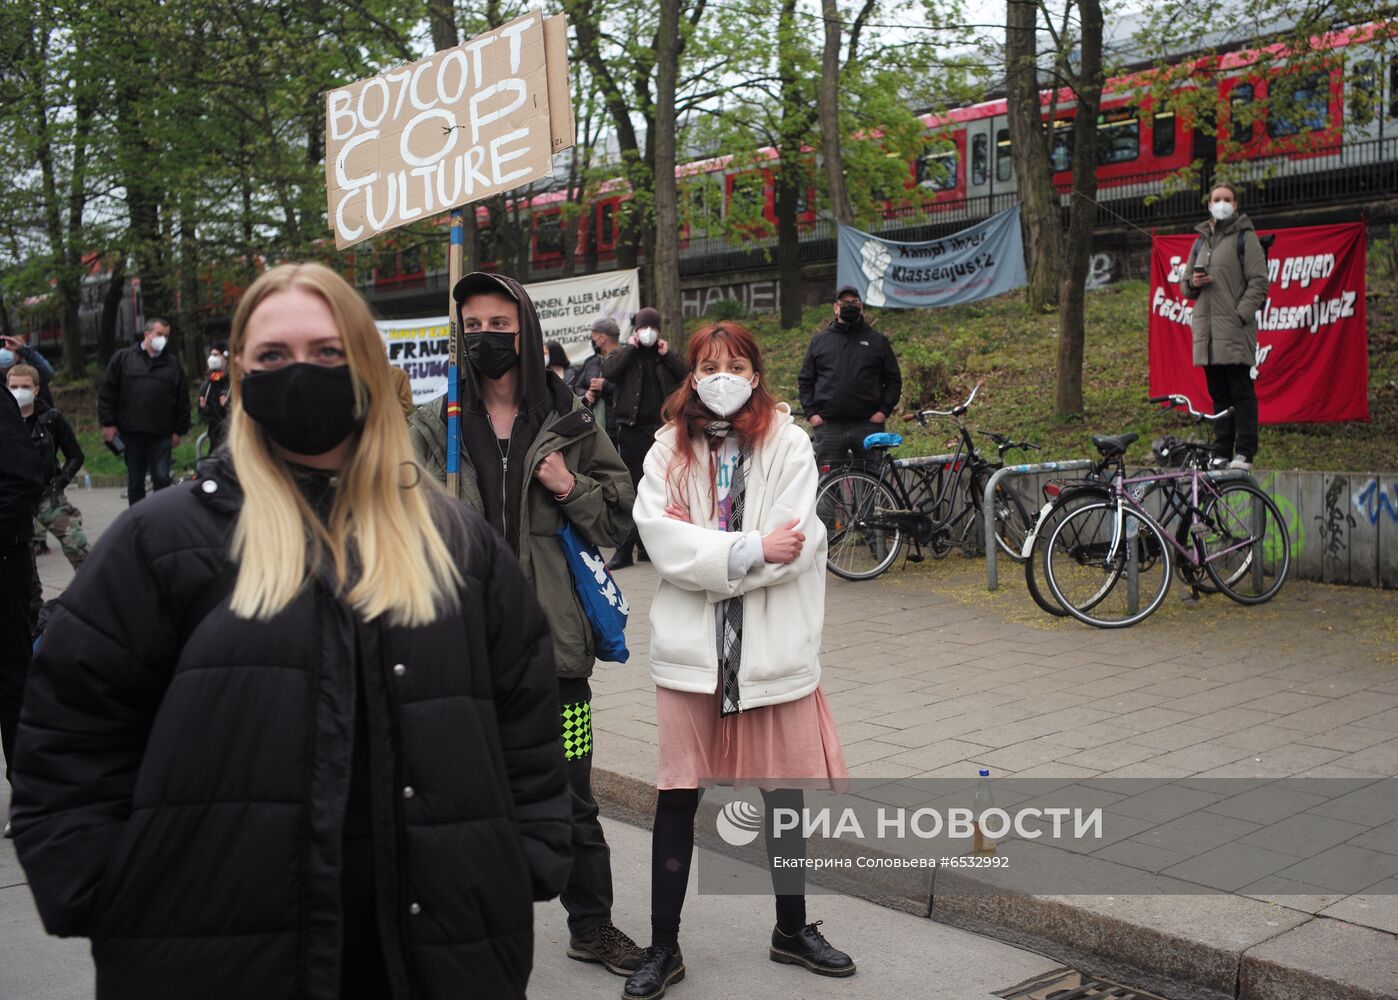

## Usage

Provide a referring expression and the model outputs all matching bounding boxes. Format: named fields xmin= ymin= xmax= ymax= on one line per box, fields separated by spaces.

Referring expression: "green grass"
xmin=714 ymin=271 xmax=1397 ymax=473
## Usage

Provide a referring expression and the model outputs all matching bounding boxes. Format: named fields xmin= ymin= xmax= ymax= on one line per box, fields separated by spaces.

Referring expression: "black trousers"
xmin=559 ymin=678 xmax=613 ymax=936
xmin=813 ymin=419 xmax=882 ymax=472
xmin=0 ymin=540 xmax=36 ymax=784
xmin=616 ymin=423 xmax=659 ymax=557
xmin=1203 ymin=364 xmax=1259 ymax=460
xmin=123 ymin=431 xmax=174 ymax=505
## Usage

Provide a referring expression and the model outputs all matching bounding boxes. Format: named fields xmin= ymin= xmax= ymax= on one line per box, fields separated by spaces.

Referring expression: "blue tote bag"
xmin=556 ymin=522 xmax=630 ymax=663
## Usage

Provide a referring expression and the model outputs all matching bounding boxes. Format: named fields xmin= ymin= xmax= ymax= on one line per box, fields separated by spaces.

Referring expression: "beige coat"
xmin=1179 ymin=212 xmax=1270 ymax=367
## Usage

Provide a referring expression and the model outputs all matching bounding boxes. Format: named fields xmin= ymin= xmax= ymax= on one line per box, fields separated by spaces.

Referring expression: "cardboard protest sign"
xmin=325 ymin=10 xmax=572 ymax=249
xmin=543 ymin=15 xmax=575 ymax=153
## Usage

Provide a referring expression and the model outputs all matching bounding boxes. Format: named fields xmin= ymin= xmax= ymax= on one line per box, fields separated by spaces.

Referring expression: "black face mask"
xmin=241 ymin=363 xmax=359 ymax=456
xmin=838 ymin=303 xmax=862 ymax=324
xmin=465 ymin=331 xmax=519 ymax=379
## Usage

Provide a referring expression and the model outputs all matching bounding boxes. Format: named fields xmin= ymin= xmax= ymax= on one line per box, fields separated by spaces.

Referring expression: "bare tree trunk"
xmin=1056 ymin=0 xmax=1104 ymax=417
xmin=776 ymin=0 xmax=814 ymax=328
xmin=653 ymin=0 xmax=683 ymax=343
xmin=177 ymin=199 xmax=202 ymax=376
xmin=818 ymin=0 xmax=853 ymax=226
xmin=1005 ymin=0 xmax=1063 ymax=312
xmin=428 ymin=0 xmax=479 ymax=270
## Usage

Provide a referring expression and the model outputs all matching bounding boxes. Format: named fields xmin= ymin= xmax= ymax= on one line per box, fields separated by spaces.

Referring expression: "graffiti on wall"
xmin=1257 ymin=473 xmax=1303 ymax=560
xmin=1353 ymin=479 xmax=1398 ymax=527
xmin=681 ymin=280 xmax=780 ymax=318
xmin=1084 ymin=252 xmax=1115 ymax=291
xmin=1316 ymin=476 xmax=1356 ymax=565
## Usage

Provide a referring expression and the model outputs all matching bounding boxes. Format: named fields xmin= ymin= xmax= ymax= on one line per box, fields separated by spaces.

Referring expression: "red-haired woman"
xmin=625 ymin=322 xmax=853 ymax=999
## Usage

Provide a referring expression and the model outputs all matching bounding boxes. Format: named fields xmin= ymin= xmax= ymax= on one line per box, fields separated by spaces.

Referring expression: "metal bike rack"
xmin=983 ymin=459 xmax=1096 ymax=591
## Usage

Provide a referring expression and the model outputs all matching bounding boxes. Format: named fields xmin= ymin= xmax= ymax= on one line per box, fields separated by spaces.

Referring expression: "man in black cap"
xmin=797 ymin=285 xmax=902 ymax=469
xmin=601 ymin=306 xmax=687 ymax=569
xmin=569 ymin=317 xmax=622 ymax=448
xmin=407 ymin=272 xmax=644 ymax=979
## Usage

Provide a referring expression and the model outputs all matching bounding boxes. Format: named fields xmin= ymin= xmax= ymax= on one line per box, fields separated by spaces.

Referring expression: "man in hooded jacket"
xmin=408 ymin=272 xmax=644 ymax=978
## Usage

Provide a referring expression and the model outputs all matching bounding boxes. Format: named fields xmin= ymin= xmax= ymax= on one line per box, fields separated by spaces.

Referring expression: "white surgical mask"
xmin=150 ymin=335 xmax=168 ymax=354
xmin=637 ymin=327 xmax=659 ymax=347
xmin=207 ymin=353 xmax=225 ymax=371
xmin=1209 ymin=201 xmax=1235 ymax=222
xmin=11 ymin=388 xmax=35 ymax=409
xmin=695 ymin=372 xmax=753 ymax=418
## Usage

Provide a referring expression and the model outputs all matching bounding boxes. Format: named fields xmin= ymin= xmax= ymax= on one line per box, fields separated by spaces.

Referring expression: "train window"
xmin=599 ymin=201 xmax=616 ymax=244
xmin=1152 ymin=110 xmax=1177 ymax=157
xmin=401 ymin=246 xmax=421 ymax=277
xmin=478 ymin=225 xmax=495 ymax=263
xmin=1230 ymin=83 xmax=1255 ymax=144
xmin=1047 ymin=118 xmax=1074 ymax=173
xmin=1389 ymin=55 xmax=1398 ymax=119
xmin=996 ymin=129 xmax=1012 ymax=182
xmin=1096 ymin=109 xmax=1138 ymax=164
xmin=534 ymin=212 xmax=565 ymax=256
xmin=915 ymin=145 xmax=958 ymax=190
xmin=1268 ymin=73 xmax=1329 ymax=137
xmin=972 ymin=133 xmax=988 ymax=186
xmin=728 ymin=172 xmax=765 ymax=218
xmin=1348 ymin=60 xmax=1378 ymax=125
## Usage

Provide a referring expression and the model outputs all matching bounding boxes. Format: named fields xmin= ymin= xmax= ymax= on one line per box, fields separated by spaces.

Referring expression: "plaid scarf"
xmin=715 ymin=448 xmax=748 ymax=717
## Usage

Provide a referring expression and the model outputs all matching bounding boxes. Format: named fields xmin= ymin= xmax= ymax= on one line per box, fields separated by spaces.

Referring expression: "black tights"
xmin=650 ymin=787 xmax=807 ymax=949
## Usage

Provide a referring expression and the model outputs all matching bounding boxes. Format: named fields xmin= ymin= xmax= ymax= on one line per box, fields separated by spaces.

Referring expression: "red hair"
xmin=660 ymin=321 xmax=778 ymax=506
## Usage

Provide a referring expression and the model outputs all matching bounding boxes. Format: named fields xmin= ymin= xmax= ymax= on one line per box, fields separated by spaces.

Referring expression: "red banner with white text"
xmin=1148 ymin=222 xmax=1369 ymax=424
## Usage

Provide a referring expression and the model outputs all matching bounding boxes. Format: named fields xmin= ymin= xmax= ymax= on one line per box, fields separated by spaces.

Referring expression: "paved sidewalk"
xmin=23 ymin=487 xmax=1398 ymax=998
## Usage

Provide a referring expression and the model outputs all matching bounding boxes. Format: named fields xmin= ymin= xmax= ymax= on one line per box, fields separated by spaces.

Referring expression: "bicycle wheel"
xmin=1024 ymin=486 xmax=1111 ymax=617
xmin=987 ymin=480 xmax=1032 ymax=563
xmin=816 ymin=470 xmax=903 ymax=581
xmin=1044 ymin=500 xmax=1172 ymax=628
xmin=1136 ymin=480 xmax=1221 ymax=594
xmin=1199 ymin=484 xmax=1290 ymax=604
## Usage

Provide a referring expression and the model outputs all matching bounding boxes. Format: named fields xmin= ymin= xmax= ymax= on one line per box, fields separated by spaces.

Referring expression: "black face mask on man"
xmin=465 ymin=331 xmax=520 ymax=379
xmin=241 ymin=363 xmax=360 ymax=455
xmin=838 ymin=302 xmax=862 ymax=324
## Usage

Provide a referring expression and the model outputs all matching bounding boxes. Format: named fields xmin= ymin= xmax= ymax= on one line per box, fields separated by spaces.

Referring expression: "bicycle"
xmin=815 ymin=383 xmax=1035 ymax=581
xmin=1039 ymin=394 xmax=1290 ymax=628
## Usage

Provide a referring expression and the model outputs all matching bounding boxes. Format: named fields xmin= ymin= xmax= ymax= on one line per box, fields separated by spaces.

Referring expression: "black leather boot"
xmin=769 ymin=921 xmax=856 ymax=977
xmin=608 ymin=546 xmax=634 ymax=570
xmin=623 ymin=945 xmax=685 ymax=999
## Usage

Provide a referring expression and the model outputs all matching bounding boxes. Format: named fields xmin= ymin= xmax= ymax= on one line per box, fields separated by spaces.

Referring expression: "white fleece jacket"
xmin=634 ymin=404 xmax=828 ymax=710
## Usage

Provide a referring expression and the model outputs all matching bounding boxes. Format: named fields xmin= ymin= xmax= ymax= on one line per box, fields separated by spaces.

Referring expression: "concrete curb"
xmin=591 ymin=763 xmax=1397 ymax=1000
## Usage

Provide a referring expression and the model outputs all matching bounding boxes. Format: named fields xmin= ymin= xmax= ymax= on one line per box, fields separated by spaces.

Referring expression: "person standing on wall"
xmin=797 ymin=286 xmax=902 ymax=471
xmin=98 ymin=318 xmax=191 ymax=505
xmin=602 ymin=307 xmax=688 ymax=570
xmin=1180 ymin=181 xmax=1269 ymax=471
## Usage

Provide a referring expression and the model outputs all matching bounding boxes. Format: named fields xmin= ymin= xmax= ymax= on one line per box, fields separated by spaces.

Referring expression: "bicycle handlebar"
xmin=903 ymin=381 xmax=984 ymax=422
xmin=1146 ymin=393 xmax=1234 ymax=422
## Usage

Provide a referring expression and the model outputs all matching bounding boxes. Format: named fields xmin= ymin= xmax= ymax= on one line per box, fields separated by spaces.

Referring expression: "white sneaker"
xmin=1228 ymin=456 xmax=1253 ymax=471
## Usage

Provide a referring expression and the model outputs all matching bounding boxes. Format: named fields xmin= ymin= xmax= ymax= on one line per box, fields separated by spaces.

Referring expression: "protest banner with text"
xmin=379 ymin=269 xmax=640 ymax=403
xmin=1148 ymin=223 xmax=1368 ymax=424
xmin=325 ymin=11 xmax=571 ymax=249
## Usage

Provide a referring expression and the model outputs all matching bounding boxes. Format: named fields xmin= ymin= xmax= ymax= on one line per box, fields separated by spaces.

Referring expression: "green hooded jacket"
xmin=1179 ymin=212 xmax=1270 ymax=367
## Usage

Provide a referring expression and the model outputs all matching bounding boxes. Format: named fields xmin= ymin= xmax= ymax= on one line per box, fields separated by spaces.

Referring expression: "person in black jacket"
xmin=11 ymin=263 xmax=572 ymax=1000
xmin=97 ymin=317 xmax=191 ymax=506
xmin=7 ymin=365 xmax=88 ymax=570
xmin=197 ymin=340 xmax=232 ymax=452
xmin=570 ymin=317 xmax=622 ymax=447
xmin=797 ymin=286 xmax=902 ymax=469
xmin=602 ymin=306 xmax=687 ymax=569
xmin=0 ymin=382 xmax=45 ymax=838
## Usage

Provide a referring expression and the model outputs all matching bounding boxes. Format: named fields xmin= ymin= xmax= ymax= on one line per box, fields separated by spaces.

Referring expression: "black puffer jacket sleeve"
xmin=11 ymin=509 xmax=178 ymax=936
xmin=480 ymin=524 xmax=572 ymax=900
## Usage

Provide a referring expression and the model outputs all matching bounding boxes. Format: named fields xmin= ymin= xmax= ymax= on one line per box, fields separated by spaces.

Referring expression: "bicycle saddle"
xmin=1090 ymin=432 xmax=1139 ymax=456
xmin=863 ymin=432 xmax=903 ymax=450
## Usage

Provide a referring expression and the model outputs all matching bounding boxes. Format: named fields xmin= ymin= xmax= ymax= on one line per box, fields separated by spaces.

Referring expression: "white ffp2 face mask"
xmin=207 ymin=353 xmax=225 ymax=371
xmin=150 ymin=335 xmax=169 ymax=354
xmin=637 ymin=327 xmax=659 ymax=347
xmin=1209 ymin=201 xmax=1235 ymax=222
xmin=11 ymin=388 xmax=35 ymax=409
xmin=695 ymin=372 xmax=754 ymax=418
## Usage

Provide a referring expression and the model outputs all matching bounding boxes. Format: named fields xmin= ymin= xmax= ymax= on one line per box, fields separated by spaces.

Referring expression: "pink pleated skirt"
xmin=655 ymin=683 xmax=849 ymax=790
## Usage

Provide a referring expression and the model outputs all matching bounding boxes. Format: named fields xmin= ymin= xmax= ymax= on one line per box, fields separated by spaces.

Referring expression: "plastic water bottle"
xmin=972 ymin=768 xmax=996 ymax=855
xmin=82 ymin=471 xmax=92 ymax=490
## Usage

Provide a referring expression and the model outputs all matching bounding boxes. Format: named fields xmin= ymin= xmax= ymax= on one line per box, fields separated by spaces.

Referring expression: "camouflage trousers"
xmin=33 ymin=491 xmax=89 ymax=571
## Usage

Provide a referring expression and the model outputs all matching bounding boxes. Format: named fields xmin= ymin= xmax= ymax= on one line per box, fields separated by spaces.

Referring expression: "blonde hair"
xmin=227 ymin=263 xmax=461 ymax=626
